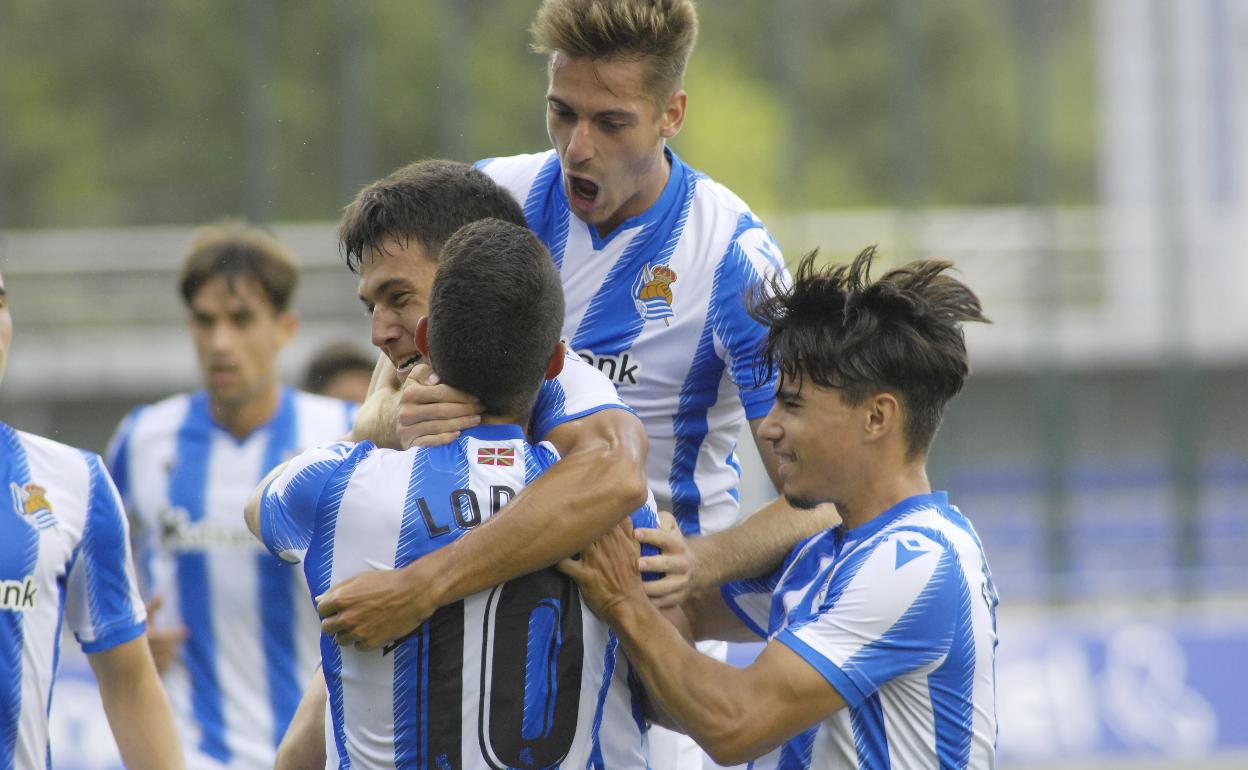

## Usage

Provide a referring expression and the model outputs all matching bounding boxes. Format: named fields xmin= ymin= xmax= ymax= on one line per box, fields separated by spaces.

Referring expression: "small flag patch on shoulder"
xmin=476 ymin=447 xmax=515 ymax=466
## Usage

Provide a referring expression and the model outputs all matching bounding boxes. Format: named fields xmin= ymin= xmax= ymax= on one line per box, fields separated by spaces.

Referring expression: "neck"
xmin=595 ymin=146 xmax=672 ymax=239
xmin=210 ymin=386 xmax=281 ymax=440
xmin=836 ymin=463 xmax=931 ymax=531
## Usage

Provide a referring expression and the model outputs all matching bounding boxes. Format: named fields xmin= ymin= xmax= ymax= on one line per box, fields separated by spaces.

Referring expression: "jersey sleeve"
xmin=720 ymin=568 xmax=783 ymax=640
xmin=713 ymin=224 xmax=790 ymax=421
xmin=260 ymin=442 xmax=356 ymax=564
xmin=528 ymin=352 xmax=636 ymax=441
xmin=66 ymin=452 xmax=147 ymax=654
xmin=775 ymin=529 xmax=966 ymax=708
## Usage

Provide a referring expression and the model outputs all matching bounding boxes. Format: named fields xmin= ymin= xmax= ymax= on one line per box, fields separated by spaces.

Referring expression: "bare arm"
xmin=275 ymin=667 xmax=328 ymax=770
xmin=317 ymin=406 xmax=649 ymax=649
xmin=560 ymin=522 xmax=844 ymax=765
xmin=88 ymin=636 xmax=185 ymax=770
xmin=678 ymin=417 xmax=838 ymax=593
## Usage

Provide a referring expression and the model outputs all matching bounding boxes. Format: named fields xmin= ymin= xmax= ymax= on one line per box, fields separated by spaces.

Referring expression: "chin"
xmin=783 ymin=492 xmax=825 ymax=511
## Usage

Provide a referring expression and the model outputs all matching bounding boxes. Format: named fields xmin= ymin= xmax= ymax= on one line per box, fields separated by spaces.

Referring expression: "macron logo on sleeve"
xmin=894 ymin=535 xmax=930 ymax=570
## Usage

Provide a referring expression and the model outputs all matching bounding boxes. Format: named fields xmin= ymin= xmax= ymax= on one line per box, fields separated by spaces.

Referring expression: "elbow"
xmin=600 ymin=445 xmax=649 ymax=513
xmin=696 ymin=716 xmax=765 ymax=766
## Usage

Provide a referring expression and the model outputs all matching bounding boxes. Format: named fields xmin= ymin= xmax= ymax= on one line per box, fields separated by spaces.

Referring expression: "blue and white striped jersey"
xmin=480 ymin=149 xmax=789 ymax=536
xmin=1 ymin=421 xmax=145 ymax=770
xmin=722 ymin=493 xmax=999 ymax=769
xmin=260 ymin=423 xmax=656 ymax=769
xmin=106 ymin=387 xmax=357 ymax=770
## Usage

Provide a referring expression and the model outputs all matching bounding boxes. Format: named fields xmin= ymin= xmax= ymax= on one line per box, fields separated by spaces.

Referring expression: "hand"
xmin=635 ymin=510 xmax=695 ymax=608
xmin=143 ymin=594 xmax=188 ymax=674
xmin=557 ymin=519 xmax=647 ymax=619
xmin=396 ymin=363 xmax=483 ymax=449
xmin=316 ymin=567 xmax=432 ymax=650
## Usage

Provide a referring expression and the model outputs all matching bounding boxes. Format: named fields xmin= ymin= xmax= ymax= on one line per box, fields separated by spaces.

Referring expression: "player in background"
xmin=106 ymin=223 xmax=357 ymax=770
xmin=302 ymin=341 xmax=374 ymax=404
xmin=0 ymin=269 xmax=184 ymax=769
xmin=561 ymin=248 xmax=999 ymax=769
xmin=250 ymin=218 xmax=658 ymax=769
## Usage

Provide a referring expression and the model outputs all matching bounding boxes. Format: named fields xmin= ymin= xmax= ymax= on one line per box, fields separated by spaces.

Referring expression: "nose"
xmin=208 ymin=320 xmax=235 ymax=354
xmin=564 ymin=119 xmax=594 ymax=166
xmin=759 ymin=405 xmax=783 ymax=443
xmin=371 ymin=308 xmax=401 ymax=350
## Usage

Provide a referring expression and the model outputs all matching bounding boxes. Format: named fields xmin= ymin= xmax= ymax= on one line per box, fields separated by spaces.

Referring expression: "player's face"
xmin=187 ymin=275 xmax=295 ymax=410
xmin=357 ymin=235 xmax=439 ymax=382
xmin=546 ymin=52 xmax=686 ymax=236
xmin=759 ymin=373 xmax=864 ymax=511
xmin=0 ymin=272 xmax=11 ymax=386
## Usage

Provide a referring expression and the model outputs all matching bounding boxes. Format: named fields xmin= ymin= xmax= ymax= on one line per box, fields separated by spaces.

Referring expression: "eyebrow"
xmin=360 ymin=277 xmax=414 ymax=304
xmin=546 ymin=96 xmax=637 ymax=123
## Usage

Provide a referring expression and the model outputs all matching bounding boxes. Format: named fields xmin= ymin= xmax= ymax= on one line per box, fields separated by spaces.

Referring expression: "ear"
xmin=658 ymin=90 xmax=687 ymax=139
xmin=276 ymin=310 xmax=300 ymax=348
xmin=862 ymin=392 xmax=901 ymax=444
xmin=415 ymin=316 xmax=430 ymax=359
xmin=544 ymin=340 xmax=567 ymax=381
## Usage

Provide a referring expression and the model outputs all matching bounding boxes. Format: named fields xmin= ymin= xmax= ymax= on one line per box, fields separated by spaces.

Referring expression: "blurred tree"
xmin=0 ymin=0 xmax=1098 ymax=229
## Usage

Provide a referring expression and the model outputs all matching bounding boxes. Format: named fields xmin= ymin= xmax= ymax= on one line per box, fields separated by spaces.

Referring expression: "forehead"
xmin=547 ymin=52 xmax=655 ymax=111
xmin=188 ymin=273 xmax=275 ymax=313
xmin=357 ymin=235 xmax=438 ymax=296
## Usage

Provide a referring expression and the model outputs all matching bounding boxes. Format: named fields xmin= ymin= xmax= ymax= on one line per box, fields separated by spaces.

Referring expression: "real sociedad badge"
xmin=11 ymin=482 xmax=57 ymax=530
xmin=633 ymin=263 xmax=677 ymax=326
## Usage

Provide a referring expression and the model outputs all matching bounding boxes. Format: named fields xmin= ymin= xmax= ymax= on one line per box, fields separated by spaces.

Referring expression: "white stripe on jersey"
xmin=481 ymin=149 xmax=788 ymax=536
xmin=106 ymin=387 xmax=356 ymax=770
xmin=260 ymin=423 xmax=654 ymax=769
xmin=1 ymin=422 xmax=145 ymax=770
xmin=722 ymin=492 xmax=998 ymax=770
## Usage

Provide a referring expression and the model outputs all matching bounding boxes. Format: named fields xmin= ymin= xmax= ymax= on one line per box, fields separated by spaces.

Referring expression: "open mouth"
xmin=568 ymin=176 xmax=600 ymax=207
xmin=394 ymin=352 xmax=422 ymax=378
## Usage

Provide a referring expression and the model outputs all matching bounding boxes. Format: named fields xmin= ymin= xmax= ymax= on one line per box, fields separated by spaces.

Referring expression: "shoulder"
xmin=680 ymin=162 xmax=785 ymax=274
xmin=117 ymin=392 xmax=195 ymax=446
xmin=10 ymin=427 xmax=92 ymax=480
xmin=476 ymin=151 xmax=558 ymax=192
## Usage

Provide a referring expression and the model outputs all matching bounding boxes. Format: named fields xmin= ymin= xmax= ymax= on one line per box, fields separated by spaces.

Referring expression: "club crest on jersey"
xmin=633 ymin=263 xmax=677 ymax=326
xmin=10 ymin=482 xmax=57 ymax=530
xmin=476 ymin=447 xmax=515 ymax=467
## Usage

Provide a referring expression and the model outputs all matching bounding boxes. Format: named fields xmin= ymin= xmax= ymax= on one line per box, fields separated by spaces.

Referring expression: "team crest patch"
xmin=10 ymin=482 xmax=57 ymax=530
xmin=633 ymin=263 xmax=677 ymax=326
xmin=476 ymin=447 xmax=515 ymax=467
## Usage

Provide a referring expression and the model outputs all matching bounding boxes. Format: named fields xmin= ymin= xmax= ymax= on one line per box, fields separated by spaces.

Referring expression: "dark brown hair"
xmin=178 ymin=221 xmax=297 ymax=311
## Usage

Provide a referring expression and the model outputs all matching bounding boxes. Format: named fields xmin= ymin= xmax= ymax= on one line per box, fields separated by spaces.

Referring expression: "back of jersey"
xmin=261 ymin=423 xmax=651 ymax=770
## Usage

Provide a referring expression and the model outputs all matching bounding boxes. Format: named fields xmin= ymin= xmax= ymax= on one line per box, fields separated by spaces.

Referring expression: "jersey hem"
xmin=79 ymin=619 xmax=146 ymax=654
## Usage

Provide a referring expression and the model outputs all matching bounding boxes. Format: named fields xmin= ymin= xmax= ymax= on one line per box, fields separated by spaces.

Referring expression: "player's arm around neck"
xmin=317 ymin=406 xmax=649 ymax=649
xmin=88 ymin=636 xmax=185 ymax=770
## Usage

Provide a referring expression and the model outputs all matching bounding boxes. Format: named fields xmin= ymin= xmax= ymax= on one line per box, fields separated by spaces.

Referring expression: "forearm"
xmin=275 ymin=667 xmax=328 ymax=770
xmin=90 ymin=638 xmax=185 ymax=770
xmin=689 ymin=498 xmax=838 ymax=593
xmin=607 ymin=599 xmax=773 ymax=765
xmin=410 ymin=443 xmax=647 ymax=607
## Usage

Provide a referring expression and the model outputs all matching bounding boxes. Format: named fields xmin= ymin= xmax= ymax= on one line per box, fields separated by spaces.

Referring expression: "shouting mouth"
xmin=567 ymin=175 xmax=600 ymax=213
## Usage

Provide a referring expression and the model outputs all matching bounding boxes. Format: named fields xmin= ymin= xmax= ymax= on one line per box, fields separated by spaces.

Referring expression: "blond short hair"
xmin=531 ymin=0 xmax=699 ymax=104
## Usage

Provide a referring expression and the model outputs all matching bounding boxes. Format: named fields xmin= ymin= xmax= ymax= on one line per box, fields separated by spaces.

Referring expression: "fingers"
xmin=314 ymin=591 xmax=338 ymax=619
xmin=556 ymin=556 xmax=585 ymax=579
xmin=641 ymin=576 xmax=689 ymax=608
xmin=400 ymin=364 xmax=482 ymax=407
xmin=658 ymin=510 xmax=679 ymax=530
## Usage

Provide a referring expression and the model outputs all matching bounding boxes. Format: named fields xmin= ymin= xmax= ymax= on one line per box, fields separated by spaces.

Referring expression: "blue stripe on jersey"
xmin=523 ymin=153 xmax=571 ymax=270
xmin=711 ymin=214 xmax=777 ymax=419
xmin=0 ymin=424 xmax=38 ymax=770
xmin=776 ymin=725 xmax=816 ymax=769
xmin=667 ymin=318 xmax=721 ymax=537
xmin=393 ymin=443 xmax=471 ymax=766
xmin=585 ymin=631 xmax=619 ymax=769
xmin=929 ymin=548 xmax=976 ymax=769
xmin=77 ymin=451 xmax=144 ymax=653
xmin=305 ymin=446 xmax=370 ymax=770
xmin=169 ymin=392 xmax=231 ymax=764
xmin=106 ymin=408 xmax=155 ymax=593
xmin=849 ymin=693 xmax=890 ymax=770
xmin=570 ymin=157 xmax=693 ymax=355
xmin=258 ymin=389 xmax=302 ymax=747
xmin=839 ymin=537 xmax=959 ymax=692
